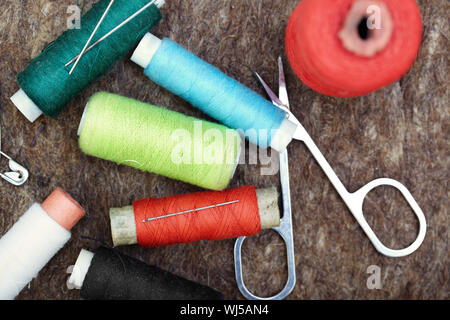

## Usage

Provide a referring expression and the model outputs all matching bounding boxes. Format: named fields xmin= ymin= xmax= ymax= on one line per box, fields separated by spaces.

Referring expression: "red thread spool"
xmin=135 ymin=186 xmax=260 ymax=247
xmin=285 ymin=0 xmax=422 ymax=97
xmin=109 ymin=186 xmax=280 ymax=247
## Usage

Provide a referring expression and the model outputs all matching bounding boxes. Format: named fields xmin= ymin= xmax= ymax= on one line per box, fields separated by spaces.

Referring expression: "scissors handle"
xmin=297 ymin=125 xmax=427 ymax=257
xmin=234 ymin=226 xmax=296 ymax=300
xmin=348 ymin=178 xmax=427 ymax=257
xmin=234 ymin=150 xmax=296 ymax=300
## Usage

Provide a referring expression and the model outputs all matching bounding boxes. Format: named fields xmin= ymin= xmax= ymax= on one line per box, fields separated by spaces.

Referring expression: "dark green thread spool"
xmin=11 ymin=0 xmax=163 ymax=122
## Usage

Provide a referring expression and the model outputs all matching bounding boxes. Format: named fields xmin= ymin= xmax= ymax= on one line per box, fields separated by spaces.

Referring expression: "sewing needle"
xmin=142 ymin=200 xmax=240 ymax=223
xmin=69 ymin=0 xmax=115 ymax=75
xmin=66 ymin=0 xmax=158 ymax=68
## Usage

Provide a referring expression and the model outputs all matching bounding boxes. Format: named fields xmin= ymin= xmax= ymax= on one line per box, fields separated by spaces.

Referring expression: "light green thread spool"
xmin=78 ymin=92 xmax=241 ymax=190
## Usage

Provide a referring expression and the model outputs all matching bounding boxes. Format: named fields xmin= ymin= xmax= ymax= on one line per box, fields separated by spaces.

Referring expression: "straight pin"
xmin=142 ymin=200 xmax=240 ymax=223
xmin=69 ymin=0 xmax=115 ymax=75
xmin=66 ymin=0 xmax=158 ymax=68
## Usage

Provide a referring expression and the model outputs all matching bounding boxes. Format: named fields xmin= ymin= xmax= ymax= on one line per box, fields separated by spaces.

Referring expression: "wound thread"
xmin=285 ymin=0 xmax=422 ymax=97
xmin=133 ymin=36 xmax=295 ymax=149
xmin=132 ymin=186 xmax=262 ymax=247
xmin=79 ymin=247 xmax=224 ymax=300
xmin=110 ymin=187 xmax=280 ymax=247
xmin=15 ymin=0 xmax=162 ymax=119
xmin=79 ymin=92 xmax=241 ymax=191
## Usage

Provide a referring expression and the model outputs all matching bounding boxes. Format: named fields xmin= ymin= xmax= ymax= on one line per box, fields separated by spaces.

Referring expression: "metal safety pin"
xmin=0 ymin=151 xmax=29 ymax=186
xmin=0 ymin=125 xmax=29 ymax=186
xmin=234 ymin=58 xmax=296 ymax=300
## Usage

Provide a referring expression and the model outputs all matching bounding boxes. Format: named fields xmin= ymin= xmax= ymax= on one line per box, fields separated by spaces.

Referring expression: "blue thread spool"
xmin=131 ymin=33 xmax=298 ymax=152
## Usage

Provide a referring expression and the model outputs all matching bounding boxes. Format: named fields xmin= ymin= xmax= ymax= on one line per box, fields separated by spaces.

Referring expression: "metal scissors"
xmin=0 ymin=123 xmax=29 ymax=186
xmin=234 ymin=57 xmax=427 ymax=300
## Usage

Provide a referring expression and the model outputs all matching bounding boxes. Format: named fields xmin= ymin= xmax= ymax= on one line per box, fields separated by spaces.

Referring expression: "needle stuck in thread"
xmin=142 ymin=200 xmax=240 ymax=223
xmin=66 ymin=0 xmax=159 ymax=68
xmin=69 ymin=0 xmax=116 ymax=75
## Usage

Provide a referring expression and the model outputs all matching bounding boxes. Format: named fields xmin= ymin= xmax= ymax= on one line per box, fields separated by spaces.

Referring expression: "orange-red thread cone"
xmin=286 ymin=0 xmax=422 ymax=97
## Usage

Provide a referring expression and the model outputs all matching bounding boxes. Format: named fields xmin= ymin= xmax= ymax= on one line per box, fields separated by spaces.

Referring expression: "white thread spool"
xmin=0 ymin=188 xmax=85 ymax=300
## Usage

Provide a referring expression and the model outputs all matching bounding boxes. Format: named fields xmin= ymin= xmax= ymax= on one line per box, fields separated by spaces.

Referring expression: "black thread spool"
xmin=68 ymin=247 xmax=224 ymax=300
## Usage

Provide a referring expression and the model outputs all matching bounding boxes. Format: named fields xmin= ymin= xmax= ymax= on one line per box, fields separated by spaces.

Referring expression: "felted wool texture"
xmin=2 ymin=0 xmax=448 ymax=300
xmin=80 ymin=247 xmax=224 ymax=300
xmin=79 ymin=92 xmax=241 ymax=191
xmin=17 ymin=0 xmax=162 ymax=118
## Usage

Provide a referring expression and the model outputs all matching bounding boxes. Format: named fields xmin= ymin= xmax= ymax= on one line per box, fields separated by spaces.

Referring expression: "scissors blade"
xmin=278 ymin=57 xmax=290 ymax=108
xmin=251 ymin=59 xmax=303 ymax=141
xmin=277 ymin=57 xmax=304 ymax=140
xmin=250 ymin=67 xmax=285 ymax=109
